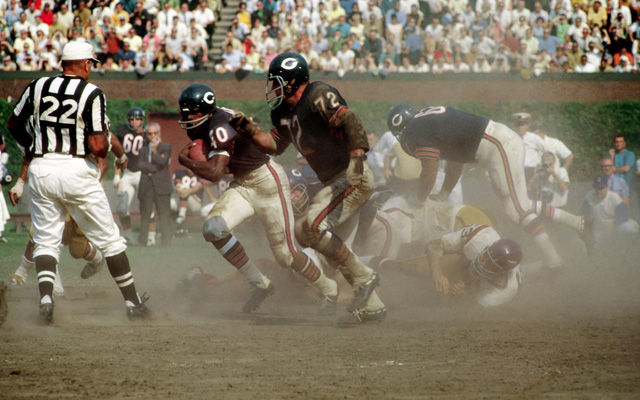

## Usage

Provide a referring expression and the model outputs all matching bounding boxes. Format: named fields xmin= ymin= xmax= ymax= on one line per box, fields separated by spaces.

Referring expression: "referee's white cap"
xmin=62 ymin=42 xmax=99 ymax=63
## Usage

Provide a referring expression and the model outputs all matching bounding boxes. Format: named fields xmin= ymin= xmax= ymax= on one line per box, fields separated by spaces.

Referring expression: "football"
xmin=189 ymin=138 xmax=209 ymax=161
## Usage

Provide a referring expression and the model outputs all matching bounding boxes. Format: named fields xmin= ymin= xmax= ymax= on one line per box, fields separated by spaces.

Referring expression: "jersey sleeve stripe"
xmin=414 ymin=147 xmax=440 ymax=160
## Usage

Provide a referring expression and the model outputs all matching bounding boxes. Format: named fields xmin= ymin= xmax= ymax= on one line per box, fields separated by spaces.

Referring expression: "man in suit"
xmin=138 ymin=123 xmax=173 ymax=247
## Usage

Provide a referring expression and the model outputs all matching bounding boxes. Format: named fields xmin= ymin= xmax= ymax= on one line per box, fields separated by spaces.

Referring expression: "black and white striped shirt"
xmin=12 ymin=74 xmax=108 ymax=157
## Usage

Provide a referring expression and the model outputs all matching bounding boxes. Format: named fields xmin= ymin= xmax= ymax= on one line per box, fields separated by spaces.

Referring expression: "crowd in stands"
xmin=1 ymin=0 xmax=639 ymax=74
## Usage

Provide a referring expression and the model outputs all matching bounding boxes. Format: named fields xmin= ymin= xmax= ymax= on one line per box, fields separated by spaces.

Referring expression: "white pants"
xmin=475 ymin=121 xmax=532 ymax=224
xmin=207 ymin=160 xmax=297 ymax=268
xmin=115 ymin=169 xmax=141 ymax=217
xmin=29 ymin=155 xmax=126 ymax=260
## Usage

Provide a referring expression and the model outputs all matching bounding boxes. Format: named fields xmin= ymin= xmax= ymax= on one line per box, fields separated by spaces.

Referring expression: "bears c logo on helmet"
xmin=391 ymin=114 xmax=404 ymax=127
xmin=281 ymin=58 xmax=299 ymax=70
xmin=203 ymin=92 xmax=215 ymax=104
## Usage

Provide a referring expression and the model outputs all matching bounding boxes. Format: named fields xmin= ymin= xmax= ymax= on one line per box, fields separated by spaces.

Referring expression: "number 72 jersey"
xmin=270 ymin=82 xmax=366 ymax=184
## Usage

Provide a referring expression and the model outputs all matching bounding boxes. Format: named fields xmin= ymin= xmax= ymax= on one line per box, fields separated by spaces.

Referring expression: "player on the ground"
xmin=114 ymin=106 xmax=147 ymax=245
xmin=427 ymin=225 xmax=523 ymax=307
xmin=177 ymin=83 xmax=339 ymax=314
xmin=386 ymin=103 xmax=593 ymax=270
xmin=229 ymin=52 xmax=385 ymax=325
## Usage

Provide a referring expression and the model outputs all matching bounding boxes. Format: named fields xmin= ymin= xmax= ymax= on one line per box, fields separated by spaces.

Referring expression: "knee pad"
xmin=68 ymin=234 xmax=89 ymax=259
xmin=115 ymin=191 xmax=130 ymax=216
xmin=202 ymin=216 xmax=230 ymax=243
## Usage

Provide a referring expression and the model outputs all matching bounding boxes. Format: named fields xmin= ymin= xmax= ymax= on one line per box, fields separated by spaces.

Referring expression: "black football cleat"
xmin=38 ymin=303 xmax=54 ymax=326
xmin=337 ymin=308 xmax=387 ymax=327
xmin=242 ymin=282 xmax=275 ymax=313
xmin=127 ymin=293 xmax=152 ymax=321
xmin=347 ymin=273 xmax=381 ymax=312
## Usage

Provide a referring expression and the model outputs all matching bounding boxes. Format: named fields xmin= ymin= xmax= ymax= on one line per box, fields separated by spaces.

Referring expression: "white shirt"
xmin=522 ymin=131 xmax=546 ymax=169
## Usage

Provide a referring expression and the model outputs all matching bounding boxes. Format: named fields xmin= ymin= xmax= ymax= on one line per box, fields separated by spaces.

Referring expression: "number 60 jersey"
xmin=116 ymin=123 xmax=147 ymax=172
xmin=270 ymin=82 xmax=369 ymax=184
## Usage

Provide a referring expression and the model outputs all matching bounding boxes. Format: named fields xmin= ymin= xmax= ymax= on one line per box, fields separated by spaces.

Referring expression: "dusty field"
xmin=1 ymin=217 xmax=639 ymax=400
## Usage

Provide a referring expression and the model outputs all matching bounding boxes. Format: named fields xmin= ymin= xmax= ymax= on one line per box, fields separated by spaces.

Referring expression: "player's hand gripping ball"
xmin=188 ymin=138 xmax=209 ymax=161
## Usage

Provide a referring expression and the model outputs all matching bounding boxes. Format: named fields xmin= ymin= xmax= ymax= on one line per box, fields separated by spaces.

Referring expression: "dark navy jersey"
xmin=401 ymin=106 xmax=489 ymax=164
xmin=173 ymin=169 xmax=203 ymax=201
xmin=270 ymin=82 xmax=367 ymax=184
xmin=116 ymin=124 xmax=147 ymax=172
xmin=190 ymin=107 xmax=269 ymax=178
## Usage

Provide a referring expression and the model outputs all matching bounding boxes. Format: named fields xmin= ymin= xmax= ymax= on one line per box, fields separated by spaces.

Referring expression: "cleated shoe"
xmin=9 ymin=274 xmax=26 ymax=288
xmin=347 ymin=273 xmax=381 ymax=312
xmin=318 ymin=292 xmax=339 ymax=316
xmin=80 ymin=258 xmax=105 ymax=280
xmin=38 ymin=303 xmax=54 ymax=326
xmin=127 ymin=293 xmax=152 ymax=321
xmin=337 ymin=308 xmax=387 ymax=327
xmin=242 ymin=282 xmax=275 ymax=313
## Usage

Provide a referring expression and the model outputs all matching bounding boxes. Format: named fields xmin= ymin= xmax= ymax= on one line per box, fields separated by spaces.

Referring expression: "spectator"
xmin=328 ymin=0 xmax=347 ymax=25
xmin=612 ymin=56 xmax=633 ymax=72
xmin=124 ymin=28 xmax=143 ymax=52
xmin=513 ymin=112 xmax=546 ymax=180
xmin=157 ymin=2 xmax=178 ymax=30
xmin=237 ymin=2 xmax=251 ymax=27
xmin=600 ymin=157 xmax=630 ymax=206
xmin=101 ymin=54 xmax=121 ymax=71
xmin=527 ymin=152 xmax=570 ymax=208
xmin=116 ymin=41 xmax=136 ymax=65
xmin=111 ymin=3 xmax=130 ymax=27
xmin=1 ymin=55 xmax=18 ymax=71
xmin=185 ymin=27 xmax=208 ymax=70
xmin=251 ymin=1 xmax=273 ymax=28
xmin=452 ymin=55 xmax=470 ymax=72
xmin=471 ymin=54 xmax=491 ymax=72
xmin=57 ymin=3 xmax=74 ymax=31
xmin=320 ymin=48 xmax=341 ymax=72
xmin=155 ymin=54 xmax=176 ymax=71
xmin=609 ymin=135 xmax=635 ymax=187
xmin=130 ymin=1 xmax=152 ymax=36
xmin=137 ymin=123 xmax=173 ymax=247
xmin=574 ymin=53 xmax=596 ymax=72
xmin=582 ymin=175 xmax=639 ymax=247
xmin=538 ymin=27 xmax=562 ymax=55
xmin=194 ymin=0 xmax=215 ymax=46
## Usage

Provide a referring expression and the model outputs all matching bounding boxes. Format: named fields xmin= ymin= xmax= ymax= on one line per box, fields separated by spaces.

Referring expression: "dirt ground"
xmin=1 ymin=219 xmax=639 ymax=400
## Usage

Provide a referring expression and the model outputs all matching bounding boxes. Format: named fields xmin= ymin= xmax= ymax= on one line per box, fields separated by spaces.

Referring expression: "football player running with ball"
xmin=229 ymin=52 xmax=386 ymax=325
xmin=177 ymin=83 xmax=339 ymax=314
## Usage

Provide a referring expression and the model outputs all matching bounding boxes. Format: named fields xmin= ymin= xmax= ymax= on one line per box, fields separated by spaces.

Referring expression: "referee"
xmin=6 ymin=42 xmax=152 ymax=325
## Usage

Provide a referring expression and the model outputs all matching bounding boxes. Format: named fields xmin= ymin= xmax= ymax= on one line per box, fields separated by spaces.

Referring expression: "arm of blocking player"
xmin=228 ymin=112 xmax=279 ymax=154
xmin=418 ymin=158 xmax=439 ymax=203
xmin=437 ymin=161 xmax=465 ymax=200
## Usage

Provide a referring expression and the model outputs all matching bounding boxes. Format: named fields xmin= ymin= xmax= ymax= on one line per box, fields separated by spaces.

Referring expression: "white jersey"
xmin=440 ymin=224 xmax=521 ymax=307
xmin=540 ymin=135 xmax=572 ymax=164
xmin=522 ymin=131 xmax=546 ymax=169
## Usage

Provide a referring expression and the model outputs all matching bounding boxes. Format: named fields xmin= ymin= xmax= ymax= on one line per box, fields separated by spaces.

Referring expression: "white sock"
xmin=15 ymin=255 xmax=35 ymax=279
xmin=41 ymin=295 xmax=53 ymax=305
xmin=54 ymin=266 xmax=65 ymax=295
xmin=239 ymin=262 xmax=270 ymax=289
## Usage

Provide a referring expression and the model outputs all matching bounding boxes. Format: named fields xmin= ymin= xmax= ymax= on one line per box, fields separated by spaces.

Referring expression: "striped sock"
xmin=35 ymin=255 xmax=57 ymax=303
xmin=106 ymin=252 xmax=139 ymax=305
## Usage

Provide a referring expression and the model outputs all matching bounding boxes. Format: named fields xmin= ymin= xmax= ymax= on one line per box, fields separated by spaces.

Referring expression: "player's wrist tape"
xmin=116 ymin=154 xmax=127 ymax=164
xmin=113 ymin=174 xmax=121 ymax=184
